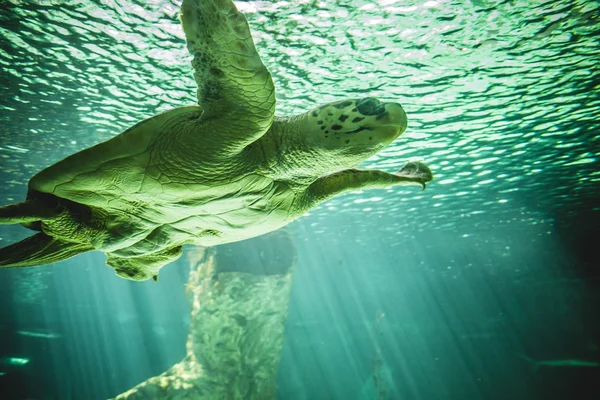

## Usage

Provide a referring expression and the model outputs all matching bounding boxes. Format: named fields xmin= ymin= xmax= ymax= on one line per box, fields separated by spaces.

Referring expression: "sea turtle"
xmin=0 ymin=0 xmax=433 ymax=281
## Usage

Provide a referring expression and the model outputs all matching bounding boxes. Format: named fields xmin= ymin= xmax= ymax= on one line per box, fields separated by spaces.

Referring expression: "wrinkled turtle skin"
xmin=0 ymin=0 xmax=433 ymax=281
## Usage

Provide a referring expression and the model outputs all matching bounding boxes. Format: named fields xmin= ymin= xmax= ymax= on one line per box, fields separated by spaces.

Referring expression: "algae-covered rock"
xmin=113 ymin=231 xmax=296 ymax=400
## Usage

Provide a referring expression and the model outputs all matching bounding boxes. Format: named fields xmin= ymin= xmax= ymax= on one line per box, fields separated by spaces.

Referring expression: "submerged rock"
xmin=113 ymin=231 xmax=296 ymax=399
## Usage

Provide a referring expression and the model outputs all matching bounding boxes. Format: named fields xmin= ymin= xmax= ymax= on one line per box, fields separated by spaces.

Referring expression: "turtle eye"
xmin=356 ymin=97 xmax=385 ymax=116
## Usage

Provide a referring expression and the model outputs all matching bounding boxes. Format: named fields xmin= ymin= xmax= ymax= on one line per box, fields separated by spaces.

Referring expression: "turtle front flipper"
xmin=181 ymin=0 xmax=276 ymax=150
xmin=306 ymin=161 xmax=434 ymax=206
xmin=0 ymin=232 xmax=93 ymax=268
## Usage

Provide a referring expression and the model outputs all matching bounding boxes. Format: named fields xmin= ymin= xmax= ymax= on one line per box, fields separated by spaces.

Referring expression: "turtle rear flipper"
xmin=0 ymin=232 xmax=93 ymax=268
xmin=0 ymin=199 xmax=60 ymax=225
xmin=106 ymin=245 xmax=183 ymax=282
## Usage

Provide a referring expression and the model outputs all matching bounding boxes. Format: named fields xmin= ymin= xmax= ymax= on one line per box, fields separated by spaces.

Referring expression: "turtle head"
xmin=257 ymin=97 xmax=407 ymax=183
xmin=303 ymin=97 xmax=407 ymax=170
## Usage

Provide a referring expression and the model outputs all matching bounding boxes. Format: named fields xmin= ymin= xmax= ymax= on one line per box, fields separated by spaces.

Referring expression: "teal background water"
xmin=0 ymin=0 xmax=599 ymax=399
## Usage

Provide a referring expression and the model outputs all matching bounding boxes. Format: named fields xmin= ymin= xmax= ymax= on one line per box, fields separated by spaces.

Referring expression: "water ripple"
xmin=0 ymin=0 xmax=598 ymax=238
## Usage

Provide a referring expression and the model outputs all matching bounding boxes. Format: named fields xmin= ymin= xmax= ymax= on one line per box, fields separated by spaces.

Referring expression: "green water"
xmin=0 ymin=0 xmax=599 ymax=399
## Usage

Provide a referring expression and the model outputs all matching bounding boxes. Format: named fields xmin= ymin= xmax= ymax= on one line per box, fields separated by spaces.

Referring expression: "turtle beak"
xmin=356 ymin=98 xmax=407 ymax=137
xmin=368 ymin=102 xmax=407 ymax=144
xmin=386 ymin=102 xmax=408 ymax=136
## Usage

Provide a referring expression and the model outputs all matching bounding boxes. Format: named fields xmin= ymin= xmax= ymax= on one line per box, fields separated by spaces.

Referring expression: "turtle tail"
xmin=0 ymin=199 xmax=61 ymax=225
xmin=0 ymin=232 xmax=93 ymax=268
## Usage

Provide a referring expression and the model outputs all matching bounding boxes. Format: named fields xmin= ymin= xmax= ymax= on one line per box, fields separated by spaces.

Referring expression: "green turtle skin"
xmin=0 ymin=0 xmax=433 ymax=281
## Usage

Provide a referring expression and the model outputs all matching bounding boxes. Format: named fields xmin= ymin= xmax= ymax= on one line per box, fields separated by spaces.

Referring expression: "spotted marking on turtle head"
xmin=305 ymin=97 xmax=408 ymax=167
